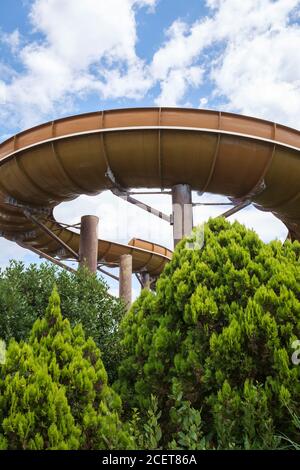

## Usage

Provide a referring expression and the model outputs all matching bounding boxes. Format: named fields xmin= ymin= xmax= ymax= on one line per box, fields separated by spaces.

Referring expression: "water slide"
xmin=0 ymin=107 xmax=299 ymax=275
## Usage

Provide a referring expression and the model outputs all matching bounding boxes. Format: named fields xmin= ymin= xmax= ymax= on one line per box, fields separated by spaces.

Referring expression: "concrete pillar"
xmin=171 ymin=184 xmax=193 ymax=247
xmin=79 ymin=215 xmax=99 ymax=273
xmin=141 ymin=272 xmax=151 ymax=290
xmin=119 ymin=254 xmax=132 ymax=310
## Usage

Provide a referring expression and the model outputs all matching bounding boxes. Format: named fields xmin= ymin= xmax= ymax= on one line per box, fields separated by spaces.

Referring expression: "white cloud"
xmin=109 ymin=285 xmax=140 ymax=301
xmin=0 ymin=0 xmax=158 ymax=129
xmin=0 ymin=29 xmax=20 ymax=53
xmin=1 ymin=0 xmax=299 ymax=126
xmin=152 ymin=0 xmax=300 ymax=126
xmin=0 ymin=80 xmax=6 ymax=104
xmin=155 ymin=66 xmax=204 ymax=106
xmin=54 ymin=190 xmax=173 ymax=250
xmin=211 ymin=0 xmax=298 ymax=39
xmin=205 ymin=0 xmax=300 ymax=127
xmin=151 ymin=16 xmax=213 ymax=105
xmin=151 ymin=18 xmax=213 ymax=80
xmin=229 ymin=207 xmax=288 ymax=243
xmin=0 ymin=190 xmax=288 ymax=284
xmin=211 ymin=22 xmax=300 ymax=127
xmin=193 ymin=193 xmax=288 ymax=243
xmin=29 ymin=0 xmax=137 ymax=67
xmin=96 ymin=62 xmax=153 ymax=100
xmin=199 ymin=97 xmax=208 ymax=108
xmin=55 ymin=190 xmax=287 ymax=294
xmin=0 ymin=238 xmax=31 ymax=269
xmin=54 ymin=190 xmax=287 ymax=254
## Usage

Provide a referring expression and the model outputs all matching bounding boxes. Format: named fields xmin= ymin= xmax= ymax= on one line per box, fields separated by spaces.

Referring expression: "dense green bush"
xmin=116 ymin=218 xmax=300 ymax=449
xmin=0 ymin=262 xmax=124 ymax=381
xmin=0 ymin=288 xmax=133 ymax=450
xmin=130 ymin=382 xmax=205 ymax=450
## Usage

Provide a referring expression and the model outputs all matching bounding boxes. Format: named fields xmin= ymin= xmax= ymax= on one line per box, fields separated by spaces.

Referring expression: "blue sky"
xmin=0 ymin=0 xmax=300 ymax=296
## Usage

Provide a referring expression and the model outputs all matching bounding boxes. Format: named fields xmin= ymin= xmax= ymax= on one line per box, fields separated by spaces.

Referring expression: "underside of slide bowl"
xmin=0 ymin=107 xmax=299 ymax=274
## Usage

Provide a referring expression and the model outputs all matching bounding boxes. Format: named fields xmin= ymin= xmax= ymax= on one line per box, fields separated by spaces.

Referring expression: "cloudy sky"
xmin=0 ymin=0 xmax=299 ymax=295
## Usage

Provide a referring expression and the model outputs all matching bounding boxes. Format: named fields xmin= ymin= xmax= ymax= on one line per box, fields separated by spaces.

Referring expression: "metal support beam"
xmin=97 ymin=266 xmax=119 ymax=282
xmin=119 ymin=254 xmax=132 ymax=310
xmin=24 ymin=210 xmax=79 ymax=259
xmin=17 ymin=241 xmax=76 ymax=274
xmin=111 ymin=187 xmax=171 ymax=223
xmin=220 ymin=200 xmax=251 ymax=218
xmin=106 ymin=167 xmax=171 ymax=222
xmin=128 ymin=191 xmax=171 ymax=196
xmin=171 ymin=184 xmax=193 ymax=247
xmin=135 ymin=273 xmax=143 ymax=288
xmin=192 ymin=202 xmax=234 ymax=206
xmin=79 ymin=215 xmax=99 ymax=273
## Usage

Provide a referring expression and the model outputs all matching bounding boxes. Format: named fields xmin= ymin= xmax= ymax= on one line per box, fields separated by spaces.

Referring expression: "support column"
xmin=171 ymin=184 xmax=193 ymax=247
xmin=141 ymin=272 xmax=151 ymax=290
xmin=119 ymin=254 xmax=132 ymax=310
xmin=79 ymin=215 xmax=99 ymax=273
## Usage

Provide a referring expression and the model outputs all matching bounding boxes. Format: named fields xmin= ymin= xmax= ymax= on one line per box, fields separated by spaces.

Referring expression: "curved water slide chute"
xmin=0 ymin=107 xmax=299 ymax=277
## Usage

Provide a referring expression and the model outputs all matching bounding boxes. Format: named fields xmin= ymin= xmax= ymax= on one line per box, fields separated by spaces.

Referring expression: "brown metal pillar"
xmin=141 ymin=272 xmax=151 ymax=290
xmin=119 ymin=254 xmax=132 ymax=310
xmin=171 ymin=184 xmax=193 ymax=247
xmin=79 ymin=215 xmax=99 ymax=273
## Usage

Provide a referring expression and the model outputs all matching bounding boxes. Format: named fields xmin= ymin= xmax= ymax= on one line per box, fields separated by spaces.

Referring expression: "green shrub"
xmin=0 ymin=288 xmax=133 ymax=450
xmin=116 ymin=218 xmax=300 ymax=449
xmin=280 ymin=408 xmax=300 ymax=449
xmin=129 ymin=383 xmax=205 ymax=450
xmin=0 ymin=262 xmax=124 ymax=382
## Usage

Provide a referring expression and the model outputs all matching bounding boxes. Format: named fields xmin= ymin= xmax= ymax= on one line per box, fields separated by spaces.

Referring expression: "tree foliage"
xmin=129 ymin=382 xmax=205 ymax=450
xmin=0 ymin=287 xmax=133 ymax=450
xmin=0 ymin=262 xmax=124 ymax=381
xmin=116 ymin=218 xmax=300 ymax=449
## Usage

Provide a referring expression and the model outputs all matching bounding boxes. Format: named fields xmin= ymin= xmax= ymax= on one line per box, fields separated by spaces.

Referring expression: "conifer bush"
xmin=116 ymin=218 xmax=300 ymax=449
xmin=0 ymin=288 xmax=133 ymax=450
xmin=0 ymin=263 xmax=124 ymax=381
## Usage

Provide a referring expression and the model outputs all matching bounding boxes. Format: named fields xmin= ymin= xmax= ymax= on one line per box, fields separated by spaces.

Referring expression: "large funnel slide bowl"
xmin=0 ymin=107 xmax=299 ymax=274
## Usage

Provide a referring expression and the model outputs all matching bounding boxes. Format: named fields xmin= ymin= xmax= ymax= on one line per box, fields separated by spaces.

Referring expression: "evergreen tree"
xmin=0 ymin=288 xmax=133 ymax=450
xmin=0 ymin=263 xmax=124 ymax=382
xmin=116 ymin=218 xmax=300 ymax=449
xmin=0 ymin=339 xmax=80 ymax=450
